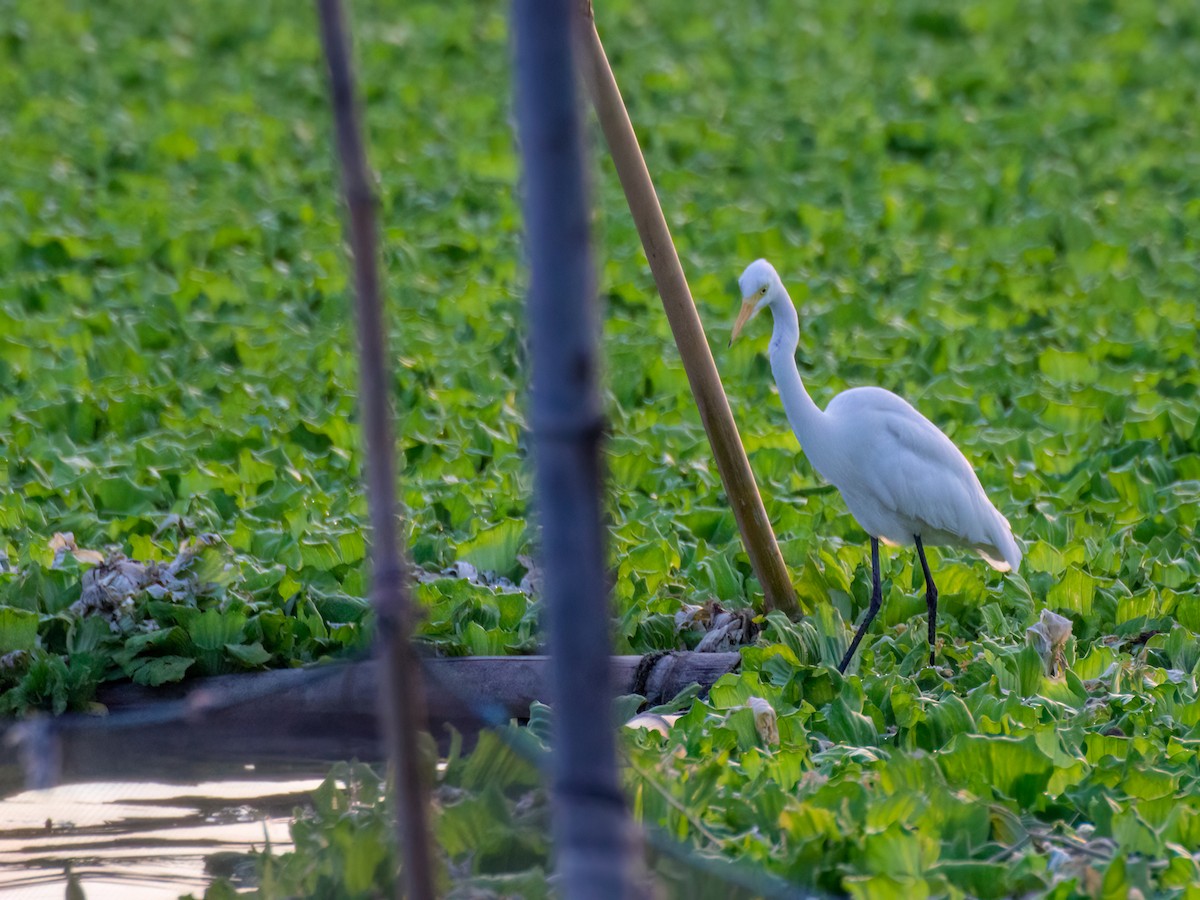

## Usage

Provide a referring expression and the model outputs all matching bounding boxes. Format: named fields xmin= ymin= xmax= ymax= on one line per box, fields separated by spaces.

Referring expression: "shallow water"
xmin=0 ymin=773 xmax=323 ymax=899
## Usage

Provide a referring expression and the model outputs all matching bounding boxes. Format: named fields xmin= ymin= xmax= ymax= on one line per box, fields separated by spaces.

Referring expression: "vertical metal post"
xmin=313 ymin=2 xmax=436 ymax=897
xmin=512 ymin=0 xmax=636 ymax=896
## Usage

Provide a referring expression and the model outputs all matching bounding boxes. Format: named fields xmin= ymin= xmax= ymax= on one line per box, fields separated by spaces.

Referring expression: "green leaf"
xmin=130 ymin=655 xmax=194 ymax=686
xmin=436 ymin=786 xmax=512 ymax=859
xmin=187 ymin=608 xmax=248 ymax=650
xmin=93 ymin=477 xmax=161 ymax=516
xmin=69 ymin=615 xmax=113 ymax=655
xmin=225 ymin=641 xmax=271 ymax=667
xmin=462 ymin=621 xmax=506 ymax=655
xmin=114 ymin=626 xmax=189 ymax=669
xmin=1046 ymin=567 xmax=1096 ymax=617
xmin=1038 ymin=348 xmax=1098 ymax=384
xmin=457 ymin=519 xmax=525 ymax=577
xmin=931 ymin=861 xmax=1018 ymax=899
xmin=0 ymin=607 xmax=39 ymax=653
xmin=922 ymin=693 xmax=974 ymax=749
xmin=312 ymin=594 xmax=371 ymax=624
xmin=844 ymin=874 xmax=929 ymax=900
xmin=863 ymin=823 xmax=939 ymax=877
xmin=457 ymin=730 xmax=540 ymax=793
xmin=496 ymin=592 xmax=526 ymax=630
xmin=937 ymin=735 xmax=1054 ymax=806
xmin=331 ymin=819 xmax=389 ymax=895
xmin=696 ymin=550 xmax=742 ymax=601
xmin=825 ymin=697 xmax=879 ymax=746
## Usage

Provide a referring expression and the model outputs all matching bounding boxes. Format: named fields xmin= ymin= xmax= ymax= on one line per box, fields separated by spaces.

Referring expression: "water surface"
xmin=0 ymin=774 xmax=322 ymax=899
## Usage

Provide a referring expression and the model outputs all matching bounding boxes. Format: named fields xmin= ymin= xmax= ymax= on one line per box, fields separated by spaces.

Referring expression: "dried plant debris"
xmin=624 ymin=712 xmax=676 ymax=736
xmin=0 ymin=531 xmax=339 ymax=714
xmin=68 ymin=533 xmax=227 ymax=630
xmin=744 ymin=695 xmax=779 ymax=746
xmin=48 ymin=533 xmax=105 ymax=568
xmin=675 ymin=601 xmax=759 ymax=652
xmin=1026 ymin=608 xmax=1073 ymax=677
xmin=414 ymin=556 xmax=541 ymax=598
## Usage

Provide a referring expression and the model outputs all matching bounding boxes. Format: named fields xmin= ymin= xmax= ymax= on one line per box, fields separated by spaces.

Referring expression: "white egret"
xmin=729 ymin=259 xmax=1021 ymax=672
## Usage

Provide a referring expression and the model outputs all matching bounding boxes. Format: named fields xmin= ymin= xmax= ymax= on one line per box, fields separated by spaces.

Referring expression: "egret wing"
xmin=863 ymin=405 xmax=1002 ymax=550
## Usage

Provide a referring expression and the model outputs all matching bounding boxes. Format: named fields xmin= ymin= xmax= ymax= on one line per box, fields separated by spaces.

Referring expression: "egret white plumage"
xmin=730 ymin=259 xmax=1021 ymax=672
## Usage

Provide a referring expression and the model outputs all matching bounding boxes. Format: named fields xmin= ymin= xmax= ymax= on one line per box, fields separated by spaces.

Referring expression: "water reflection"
xmin=0 ymin=775 xmax=323 ymax=899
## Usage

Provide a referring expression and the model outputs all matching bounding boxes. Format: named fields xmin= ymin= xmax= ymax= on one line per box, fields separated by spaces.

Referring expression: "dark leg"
xmin=914 ymin=535 xmax=938 ymax=667
xmin=839 ymin=538 xmax=882 ymax=674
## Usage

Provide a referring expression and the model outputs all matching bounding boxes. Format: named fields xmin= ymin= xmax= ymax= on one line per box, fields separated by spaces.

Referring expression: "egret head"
xmin=730 ymin=258 xmax=784 ymax=345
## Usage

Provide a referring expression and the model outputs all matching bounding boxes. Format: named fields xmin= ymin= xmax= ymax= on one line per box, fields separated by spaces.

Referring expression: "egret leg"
xmin=914 ymin=535 xmax=938 ymax=667
xmin=838 ymin=538 xmax=882 ymax=674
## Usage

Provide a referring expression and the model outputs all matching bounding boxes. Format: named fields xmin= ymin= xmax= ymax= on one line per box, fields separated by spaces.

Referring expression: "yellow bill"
xmin=728 ymin=299 xmax=757 ymax=346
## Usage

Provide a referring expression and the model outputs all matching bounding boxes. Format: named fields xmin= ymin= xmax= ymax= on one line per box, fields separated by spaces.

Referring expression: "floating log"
xmin=0 ymin=652 xmax=740 ymax=790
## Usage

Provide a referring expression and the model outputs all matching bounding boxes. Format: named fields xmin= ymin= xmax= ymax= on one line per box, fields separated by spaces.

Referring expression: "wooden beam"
xmin=0 ymin=653 xmax=741 ymax=792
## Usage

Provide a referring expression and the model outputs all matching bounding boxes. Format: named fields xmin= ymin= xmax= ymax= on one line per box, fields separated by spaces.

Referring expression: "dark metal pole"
xmin=512 ymin=0 xmax=637 ymax=896
xmin=313 ymin=2 xmax=436 ymax=897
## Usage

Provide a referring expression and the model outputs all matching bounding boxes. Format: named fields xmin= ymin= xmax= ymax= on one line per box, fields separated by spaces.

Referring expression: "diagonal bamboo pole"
xmin=575 ymin=4 xmax=799 ymax=616
xmin=313 ymin=2 xmax=436 ymax=897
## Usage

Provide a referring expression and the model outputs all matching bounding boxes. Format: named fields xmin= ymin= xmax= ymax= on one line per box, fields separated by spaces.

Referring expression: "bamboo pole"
xmin=575 ymin=4 xmax=799 ymax=617
xmin=512 ymin=0 xmax=638 ymax=895
xmin=313 ymin=2 xmax=436 ymax=897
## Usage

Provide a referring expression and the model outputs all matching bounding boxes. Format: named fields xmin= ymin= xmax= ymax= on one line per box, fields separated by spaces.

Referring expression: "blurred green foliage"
xmin=188 ymin=744 xmax=550 ymax=900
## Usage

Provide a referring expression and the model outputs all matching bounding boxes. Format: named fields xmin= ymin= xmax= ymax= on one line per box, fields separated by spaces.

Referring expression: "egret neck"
xmin=765 ymin=292 xmax=835 ymax=479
